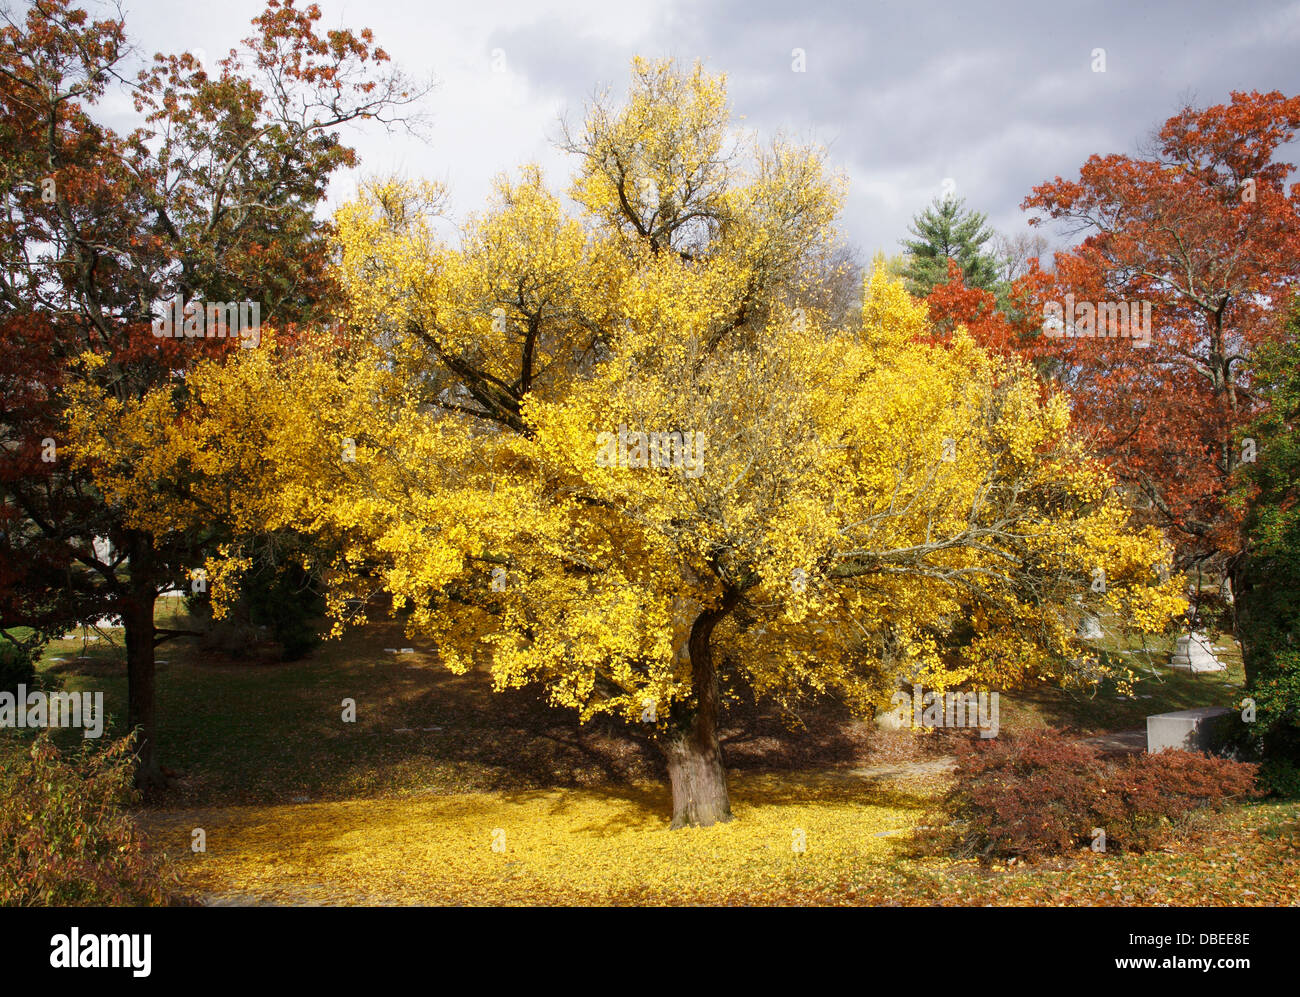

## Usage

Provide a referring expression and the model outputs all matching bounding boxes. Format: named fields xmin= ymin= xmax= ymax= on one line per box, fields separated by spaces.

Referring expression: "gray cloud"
xmin=115 ymin=0 xmax=1300 ymax=255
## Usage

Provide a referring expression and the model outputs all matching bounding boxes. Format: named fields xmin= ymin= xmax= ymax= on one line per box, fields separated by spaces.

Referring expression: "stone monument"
xmin=1076 ymin=614 xmax=1103 ymax=640
xmin=1169 ymin=631 xmax=1226 ymax=673
xmin=1147 ymin=706 xmax=1232 ymax=752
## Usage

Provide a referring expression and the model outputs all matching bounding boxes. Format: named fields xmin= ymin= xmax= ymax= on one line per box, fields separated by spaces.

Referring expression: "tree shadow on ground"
xmin=39 ymin=615 xmax=970 ymax=808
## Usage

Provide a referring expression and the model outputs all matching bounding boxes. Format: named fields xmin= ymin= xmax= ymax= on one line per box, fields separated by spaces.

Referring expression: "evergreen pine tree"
xmin=900 ymin=195 xmax=1001 ymax=297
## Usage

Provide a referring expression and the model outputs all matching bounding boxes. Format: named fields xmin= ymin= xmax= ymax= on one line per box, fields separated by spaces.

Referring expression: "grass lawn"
xmin=995 ymin=629 xmax=1248 ymax=735
xmin=11 ymin=599 xmax=1298 ymax=906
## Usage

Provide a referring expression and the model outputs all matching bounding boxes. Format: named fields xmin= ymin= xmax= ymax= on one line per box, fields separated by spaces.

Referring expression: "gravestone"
xmin=1169 ymin=632 xmax=1226 ymax=673
xmin=1077 ymin=614 xmax=1103 ymax=640
xmin=1146 ymin=706 xmax=1232 ymax=753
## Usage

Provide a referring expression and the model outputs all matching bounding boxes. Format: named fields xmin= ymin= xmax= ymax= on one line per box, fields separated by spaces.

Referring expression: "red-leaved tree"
xmin=927 ymin=92 xmax=1300 ymax=578
xmin=0 ymin=0 xmax=426 ymax=789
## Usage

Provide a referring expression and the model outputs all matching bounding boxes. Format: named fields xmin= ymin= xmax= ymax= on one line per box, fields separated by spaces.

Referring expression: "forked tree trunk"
xmin=660 ymin=589 xmax=739 ymax=829
xmin=123 ymin=533 xmax=165 ymax=795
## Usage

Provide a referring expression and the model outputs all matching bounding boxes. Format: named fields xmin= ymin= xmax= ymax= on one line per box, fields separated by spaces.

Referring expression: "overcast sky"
xmin=108 ymin=0 xmax=1300 ymax=256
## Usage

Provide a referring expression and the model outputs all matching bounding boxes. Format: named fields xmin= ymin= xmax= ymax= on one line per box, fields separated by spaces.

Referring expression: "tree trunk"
xmin=662 ymin=725 xmax=731 ymax=830
xmin=660 ymin=589 xmax=738 ymax=829
xmin=123 ymin=533 xmax=164 ymax=795
xmin=1231 ymin=557 xmax=1258 ymax=685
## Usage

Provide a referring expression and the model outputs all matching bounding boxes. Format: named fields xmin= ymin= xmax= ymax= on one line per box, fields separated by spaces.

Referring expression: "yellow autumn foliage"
xmin=64 ymin=57 xmax=1187 ymax=755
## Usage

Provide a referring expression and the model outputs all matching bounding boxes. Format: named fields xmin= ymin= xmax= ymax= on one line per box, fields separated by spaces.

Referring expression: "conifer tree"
xmin=901 ymin=195 xmax=1000 ymax=297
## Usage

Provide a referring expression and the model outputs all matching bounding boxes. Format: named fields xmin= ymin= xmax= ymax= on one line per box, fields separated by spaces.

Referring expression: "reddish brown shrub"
xmin=942 ymin=728 xmax=1258 ymax=860
xmin=1094 ymin=749 xmax=1260 ymax=852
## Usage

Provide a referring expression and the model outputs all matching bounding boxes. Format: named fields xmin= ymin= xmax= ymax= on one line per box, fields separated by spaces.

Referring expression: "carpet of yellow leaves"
xmin=141 ymin=772 xmax=1299 ymax=907
xmin=143 ymin=771 xmax=938 ymax=905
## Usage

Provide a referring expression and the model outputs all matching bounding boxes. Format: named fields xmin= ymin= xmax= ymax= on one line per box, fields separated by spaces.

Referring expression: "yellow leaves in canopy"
xmin=567 ymin=56 xmax=733 ymax=251
xmin=63 ymin=56 xmax=1190 ymax=739
xmin=334 ymin=177 xmax=449 ymax=334
xmin=861 ymin=255 xmax=930 ymax=349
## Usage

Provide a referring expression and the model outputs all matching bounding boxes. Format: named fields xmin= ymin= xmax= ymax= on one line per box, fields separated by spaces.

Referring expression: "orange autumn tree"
xmin=922 ymin=258 xmax=1047 ymax=354
xmin=1016 ymin=91 xmax=1300 ymax=573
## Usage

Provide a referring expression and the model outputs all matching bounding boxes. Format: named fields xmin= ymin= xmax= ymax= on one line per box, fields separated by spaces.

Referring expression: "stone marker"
xmin=1077 ymin=614 xmax=1104 ymax=640
xmin=1146 ymin=706 xmax=1232 ymax=753
xmin=1169 ymin=631 xmax=1226 ymax=672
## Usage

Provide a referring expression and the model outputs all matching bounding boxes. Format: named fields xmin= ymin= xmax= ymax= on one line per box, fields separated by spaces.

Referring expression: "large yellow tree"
xmin=67 ymin=59 xmax=1186 ymax=827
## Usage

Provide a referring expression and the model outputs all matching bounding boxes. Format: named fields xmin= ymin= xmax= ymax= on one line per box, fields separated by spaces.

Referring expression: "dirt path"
xmin=1078 ymin=729 xmax=1146 ymax=754
xmin=847 ymin=757 xmax=956 ymax=780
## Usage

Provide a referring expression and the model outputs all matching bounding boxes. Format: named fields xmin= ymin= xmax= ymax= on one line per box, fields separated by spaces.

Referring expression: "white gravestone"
xmin=1169 ymin=632 xmax=1226 ymax=673
xmin=1077 ymin=614 xmax=1103 ymax=640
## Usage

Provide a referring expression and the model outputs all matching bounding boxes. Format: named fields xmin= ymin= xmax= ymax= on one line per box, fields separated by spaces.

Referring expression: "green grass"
xmin=31 ymin=598 xmax=669 ymax=805
xmin=993 ymin=626 xmax=1247 ymax=735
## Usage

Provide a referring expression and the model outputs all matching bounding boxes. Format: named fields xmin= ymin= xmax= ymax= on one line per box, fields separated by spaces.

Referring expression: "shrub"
xmin=1094 ymin=749 xmax=1259 ymax=852
xmin=940 ymin=728 xmax=1258 ymax=860
xmin=0 ymin=642 xmax=37 ymax=694
xmin=198 ymin=614 xmax=261 ymax=660
xmin=247 ymin=559 xmax=324 ymax=661
xmin=182 ymin=586 xmax=211 ymax=619
xmin=0 ymin=732 xmax=175 ymax=906
xmin=941 ymin=730 xmax=1105 ymax=859
xmin=1234 ymin=318 xmax=1300 ymax=785
xmin=1257 ymin=758 xmax=1300 ymax=798
xmin=1249 ymin=648 xmax=1300 ymax=762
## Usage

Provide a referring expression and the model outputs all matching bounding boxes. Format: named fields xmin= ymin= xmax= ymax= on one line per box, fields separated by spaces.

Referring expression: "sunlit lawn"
xmin=996 ymin=637 xmax=1247 ymax=735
